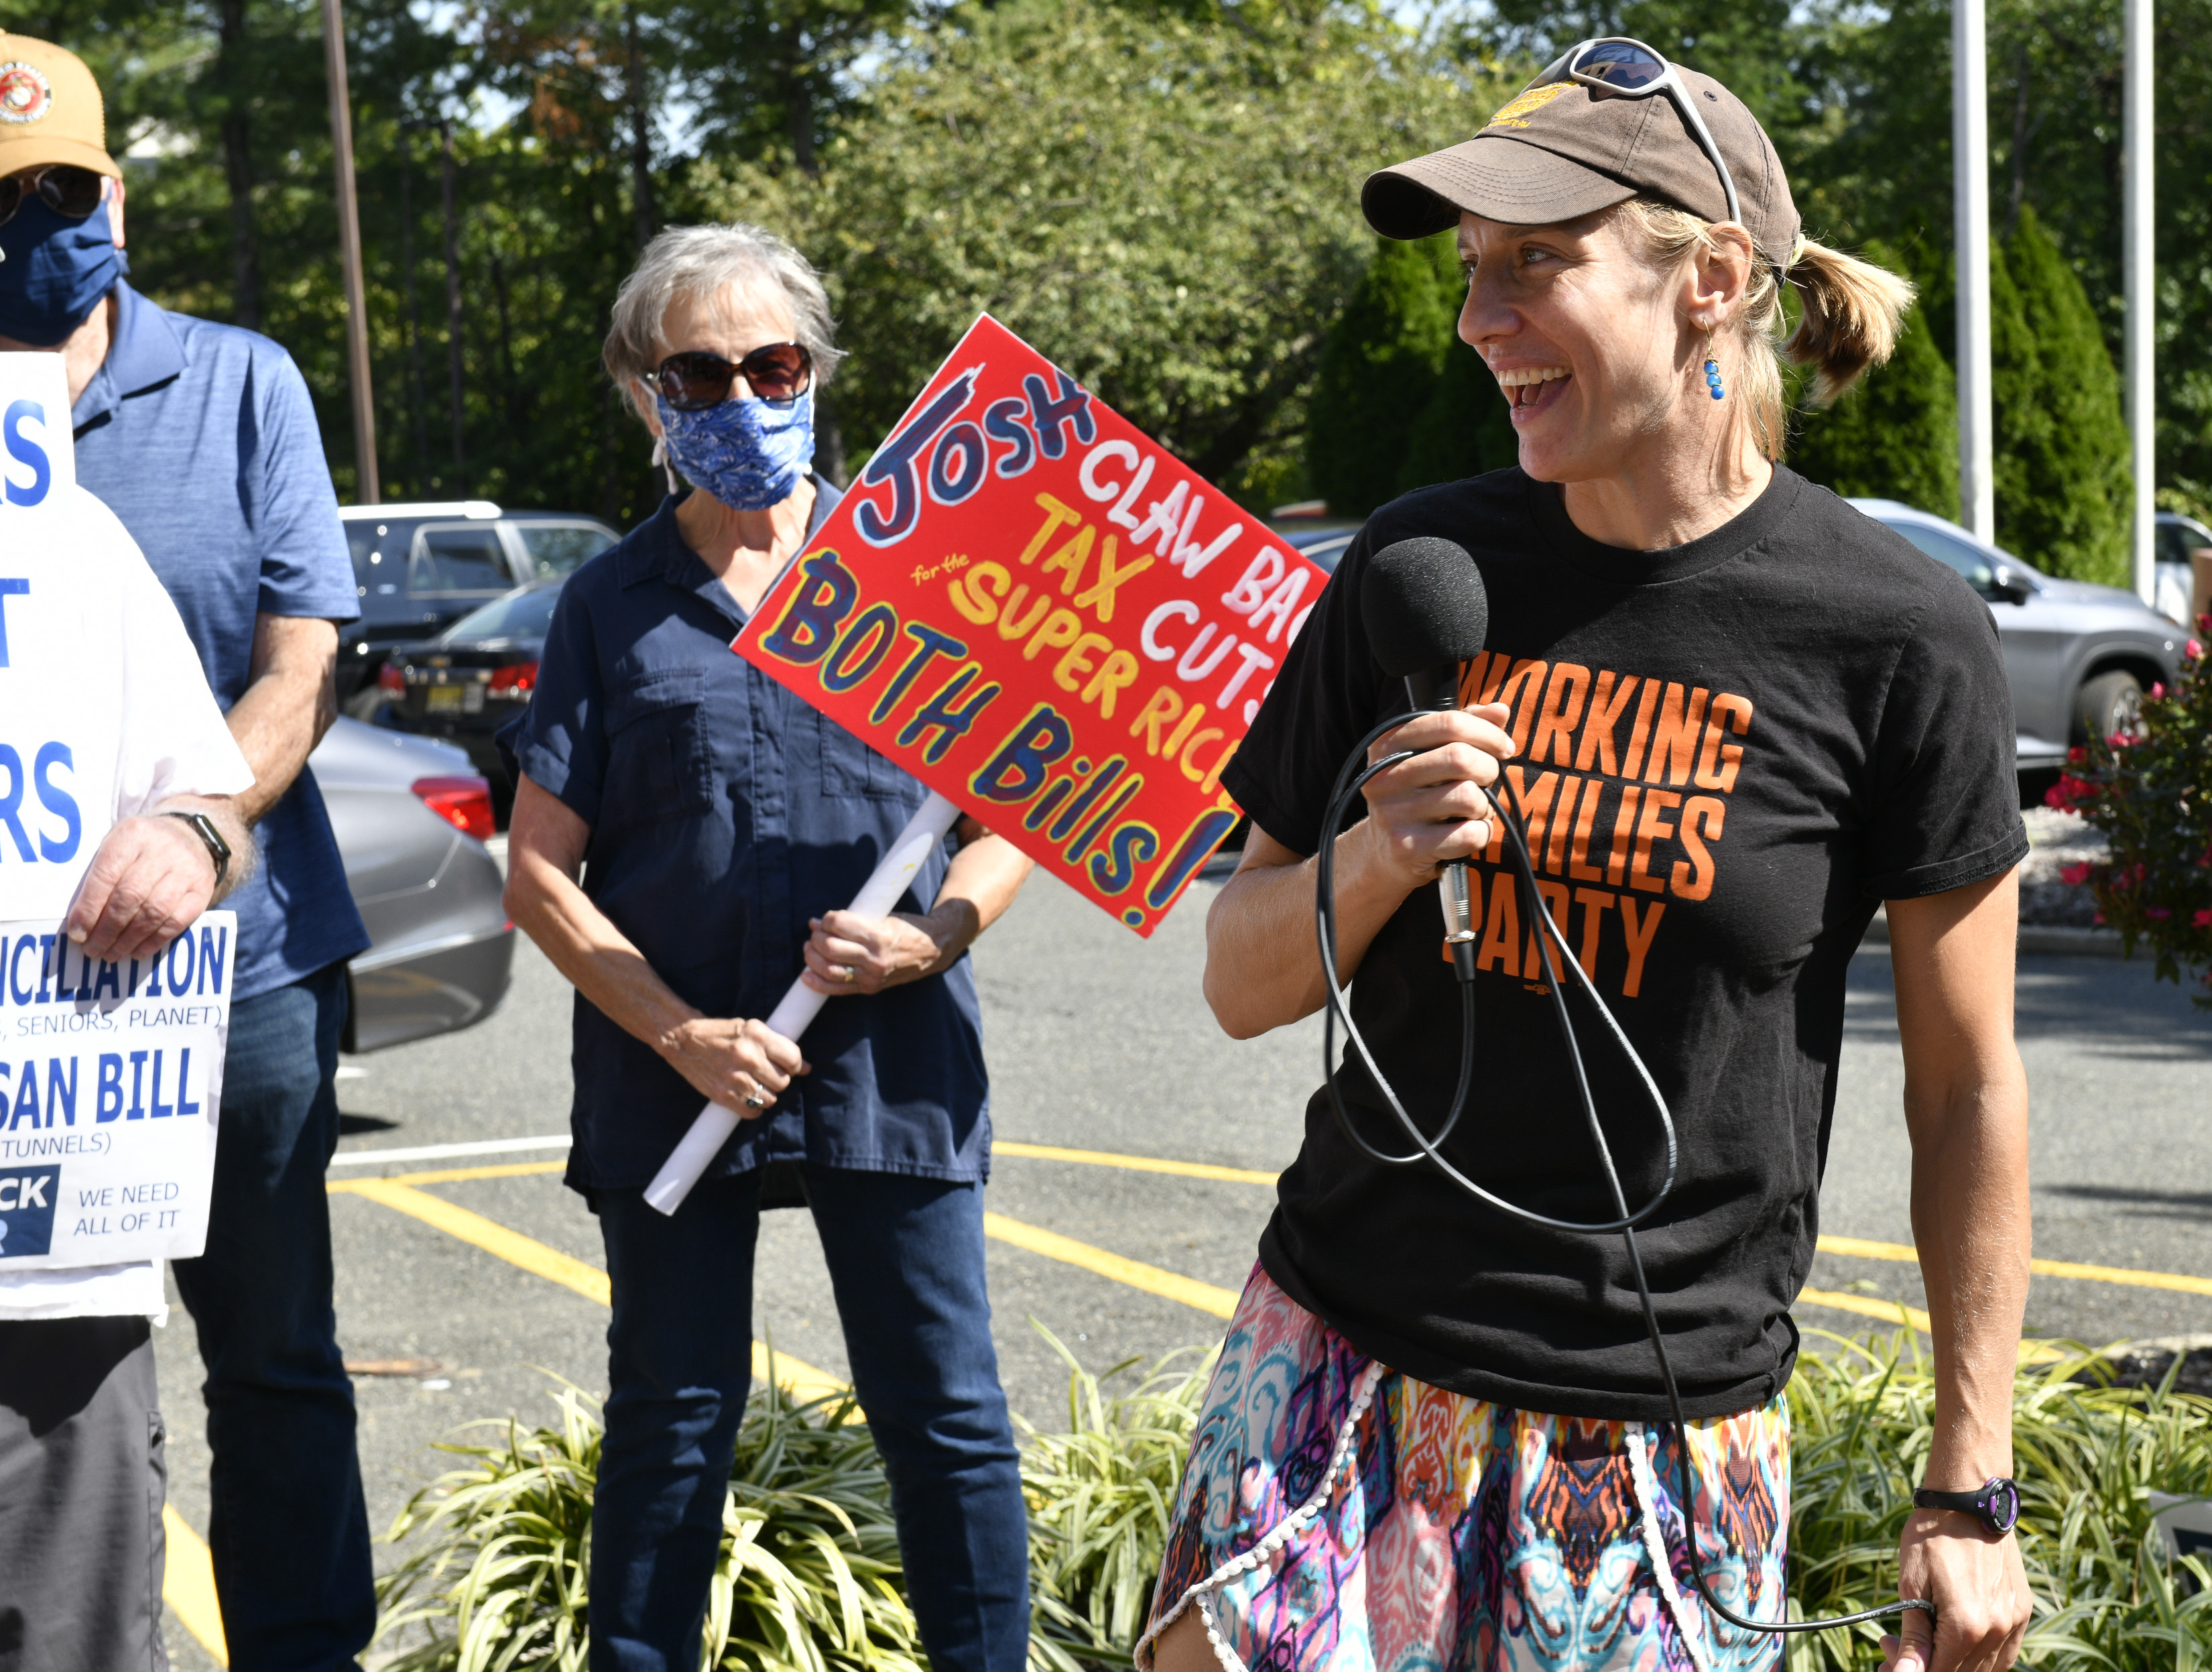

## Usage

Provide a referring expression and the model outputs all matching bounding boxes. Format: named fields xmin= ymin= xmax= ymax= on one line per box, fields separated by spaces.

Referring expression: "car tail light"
xmin=377 ymin=662 xmax=406 ymax=695
xmin=488 ymin=660 xmax=539 ymax=696
xmin=412 ymin=775 xmax=496 ymax=841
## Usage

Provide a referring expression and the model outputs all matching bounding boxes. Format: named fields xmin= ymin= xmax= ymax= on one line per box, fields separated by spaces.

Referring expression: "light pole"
xmin=1953 ymin=0 xmax=1994 ymax=544
xmin=2124 ymin=0 xmax=2155 ymax=604
xmin=320 ymin=0 xmax=379 ymax=503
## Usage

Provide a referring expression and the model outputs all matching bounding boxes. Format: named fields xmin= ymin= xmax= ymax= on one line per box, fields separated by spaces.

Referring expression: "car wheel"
xmin=2075 ymin=670 xmax=2144 ymax=744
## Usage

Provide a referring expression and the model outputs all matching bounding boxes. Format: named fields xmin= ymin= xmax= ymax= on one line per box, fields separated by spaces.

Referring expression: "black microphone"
xmin=1361 ymin=537 xmax=1491 ymax=981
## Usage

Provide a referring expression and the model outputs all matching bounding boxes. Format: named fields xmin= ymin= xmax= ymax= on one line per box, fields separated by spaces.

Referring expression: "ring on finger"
xmin=837 ymin=965 xmax=857 ymax=983
xmin=743 ymin=1085 xmax=770 ymax=1110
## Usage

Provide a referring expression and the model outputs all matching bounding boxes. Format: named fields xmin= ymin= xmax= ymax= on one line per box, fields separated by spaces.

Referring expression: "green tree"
xmin=1991 ymin=206 xmax=2131 ymax=585
xmin=713 ymin=0 xmax=1500 ymax=501
xmin=1788 ymin=243 xmax=1961 ymax=520
xmin=1306 ymin=234 xmax=1459 ymax=518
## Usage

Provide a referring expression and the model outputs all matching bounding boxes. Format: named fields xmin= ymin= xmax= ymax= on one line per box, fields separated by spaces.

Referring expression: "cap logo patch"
xmin=0 ymin=63 xmax=52 ymax=125
xmin=1485 ymin=82 xmax=1574 ymax=130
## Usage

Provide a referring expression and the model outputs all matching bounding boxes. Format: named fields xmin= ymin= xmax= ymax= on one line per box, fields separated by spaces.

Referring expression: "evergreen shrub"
xmin=1993 ymin=210 xmax=2133 ymax=587
xmin=1306 ymin=234 xmax=1459 ymax=518
xmin=1787 ymin=241 xmax=1961 ymax=519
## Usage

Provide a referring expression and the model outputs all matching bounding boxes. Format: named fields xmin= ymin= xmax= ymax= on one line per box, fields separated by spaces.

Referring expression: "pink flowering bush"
xmin=2046 ymin=622 xmax=2212 ymax=1004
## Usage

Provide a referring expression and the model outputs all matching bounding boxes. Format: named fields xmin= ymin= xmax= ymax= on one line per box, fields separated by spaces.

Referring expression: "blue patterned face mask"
xmin=0 ymin=196 xmax=128 ymax=348
xmin=654 ymin=385 xmax=815 ymax=511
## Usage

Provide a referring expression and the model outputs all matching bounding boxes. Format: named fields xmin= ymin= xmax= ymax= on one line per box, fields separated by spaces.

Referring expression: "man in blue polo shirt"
xmin=0 ymin=34 xmax=376 ymax=1669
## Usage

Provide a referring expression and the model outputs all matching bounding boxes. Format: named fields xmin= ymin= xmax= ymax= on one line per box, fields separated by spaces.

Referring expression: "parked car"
xmin=2156 ymin=509 xmax=2211 ymax=628
xmin=1849 ymin=499 xmax=2185 ymax=766
xmin=373 ymin=579 xmax=562 ymax=812
xmin=336 ymin=501 xmax=617 ymax=709
xmin=310 ymin=716 xmax=515 ymax=1053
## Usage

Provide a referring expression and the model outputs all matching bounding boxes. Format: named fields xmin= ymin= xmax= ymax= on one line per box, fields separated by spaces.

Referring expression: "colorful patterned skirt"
xmin=1139 ymin=1266 xmax=1790 ymax=1672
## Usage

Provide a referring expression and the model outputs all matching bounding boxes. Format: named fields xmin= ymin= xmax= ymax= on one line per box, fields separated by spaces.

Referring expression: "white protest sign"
xmin=0 ymin=914 xmax=235 ymax=1266
xmin=0 ymin=351 xmax=250 ymax=1273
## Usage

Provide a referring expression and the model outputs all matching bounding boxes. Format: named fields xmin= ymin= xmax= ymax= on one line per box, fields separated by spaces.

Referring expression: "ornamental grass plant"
xmin=375 ymin=1329 xmax=2212 ymax=1672
xmin=373 ymin=1369 xmax=925 ymax=1672
xmin=1786 ymin=1331 xmax=2212 ymax=1672
xmin=2046 ymin=627 xmax=2212 ymax=1004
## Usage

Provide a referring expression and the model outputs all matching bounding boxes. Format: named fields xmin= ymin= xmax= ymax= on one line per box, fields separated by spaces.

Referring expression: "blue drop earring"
xmin=1704 ymin=329 xmax=1725 ymax=402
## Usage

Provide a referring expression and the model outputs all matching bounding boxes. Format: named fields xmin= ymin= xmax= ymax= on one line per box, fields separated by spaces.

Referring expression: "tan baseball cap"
xmin=1363 ymin=65 xmax=1798 ymax=271
xmin=0 ymin=34 xmax=120 ymax=180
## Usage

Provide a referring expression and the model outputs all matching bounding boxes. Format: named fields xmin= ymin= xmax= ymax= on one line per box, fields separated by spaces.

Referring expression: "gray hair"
xmin=603 ymin=223 xmax=844 ymax=414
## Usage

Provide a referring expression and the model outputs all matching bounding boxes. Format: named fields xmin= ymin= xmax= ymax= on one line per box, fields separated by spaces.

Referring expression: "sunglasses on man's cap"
xmin=0 ymin=163 xmax=104 ymax=231
xmin=654 ymin=342 xmax=812 ymax=410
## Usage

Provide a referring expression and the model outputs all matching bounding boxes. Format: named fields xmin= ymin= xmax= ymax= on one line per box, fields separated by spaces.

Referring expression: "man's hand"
xmin=655 ymin=1015 xmax=808 ymax=1116
xmin=1880 ymin=1511 xmax=2031 ymax=1672
xmin=802 ymin=910 xmax=947 ymax=996
xmin=65 ymin=815 xmax=221 ymax=962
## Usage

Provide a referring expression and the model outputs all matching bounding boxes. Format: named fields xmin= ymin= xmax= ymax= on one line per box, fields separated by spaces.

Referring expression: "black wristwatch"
xmin=1913 ymin=1476 xmax=2021 ymax=1535
xmin=162 ymin=811 xmax=232 ymax=893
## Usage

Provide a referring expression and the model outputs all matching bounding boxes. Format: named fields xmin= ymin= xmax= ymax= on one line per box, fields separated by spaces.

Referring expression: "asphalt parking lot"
xmin=151 ymin=868 xmax=2212 ymax=1668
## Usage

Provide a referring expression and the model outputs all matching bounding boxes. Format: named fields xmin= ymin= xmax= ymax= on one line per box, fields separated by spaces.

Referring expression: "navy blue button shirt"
xmin=504 ymin=485 xmax=991 ymax=1193
xmin=72 ymin=282 xmax=371 ymax=1000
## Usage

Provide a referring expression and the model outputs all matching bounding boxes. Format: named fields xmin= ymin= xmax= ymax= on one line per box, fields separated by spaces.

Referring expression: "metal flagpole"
xmin=1953 ymin=0 xmax=1994 ymax=544
xmin=321 ymin=0 xmax=380 ymax=504
xmin=2125 ymin=0 xmax=2155 ymax=604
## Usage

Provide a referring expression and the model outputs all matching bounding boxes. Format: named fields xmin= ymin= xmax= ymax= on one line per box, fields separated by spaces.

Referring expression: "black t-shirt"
xmin=1225 ymin=466 xmax=2028 ymax=1421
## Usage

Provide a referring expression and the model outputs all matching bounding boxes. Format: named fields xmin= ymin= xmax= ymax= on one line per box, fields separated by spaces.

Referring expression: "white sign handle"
xmin=642 ymin=790 xmax=964 ymax=1216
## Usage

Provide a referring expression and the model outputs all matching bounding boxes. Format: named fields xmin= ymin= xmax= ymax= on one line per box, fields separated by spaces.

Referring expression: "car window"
xmin=1888 ymin=520 xmax=1996 ymax=593
xmin=346 ymin=520 xmax=422 ymax=600
xmin=442 ymin=584 xmax=563 ymax=643
xmin=513 ymin=522 xmax=617 ymax=579
xmin=2158 ymin=518 xmax=2211 ymax=568
xmin=412 ymin=525 xmax=513 ymax=596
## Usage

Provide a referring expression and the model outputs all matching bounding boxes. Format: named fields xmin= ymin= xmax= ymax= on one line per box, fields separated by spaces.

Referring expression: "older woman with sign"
xmin=499 ymin=223 xmax=1034 ymax=1672
xmin=1146 ymin=42 xmax=2033 ymax=1672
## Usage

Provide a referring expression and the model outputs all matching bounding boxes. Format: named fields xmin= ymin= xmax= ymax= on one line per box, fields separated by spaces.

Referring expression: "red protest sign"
xmin=732 ymin=314 xmax=1329 ymax=937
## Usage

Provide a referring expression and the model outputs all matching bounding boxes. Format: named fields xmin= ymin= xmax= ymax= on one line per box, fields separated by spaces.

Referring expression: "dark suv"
xmin=336 ymin=501 xmax=618 ymax=711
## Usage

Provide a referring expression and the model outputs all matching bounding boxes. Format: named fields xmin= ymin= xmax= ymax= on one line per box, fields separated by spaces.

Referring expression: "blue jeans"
xmin=170 ymin=963 xmax=373 ymax=1671
xmin=593 ymin=1167 xmax=1030 ymax=1672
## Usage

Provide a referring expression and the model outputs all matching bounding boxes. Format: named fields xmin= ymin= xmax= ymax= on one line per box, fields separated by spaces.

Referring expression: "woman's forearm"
xmin=914 ymin=832 xmax=1032 ymax=975
xmin=1910 ymin=1078 xmax=2031 ymax=1485
xmin=506 ymin=845 xmax=700 ymax=1051
xmin=1890 ymin=876 xmax=2032 ymax=1489
xmin=1203 ymin=823 xmax=1420 ymax=1039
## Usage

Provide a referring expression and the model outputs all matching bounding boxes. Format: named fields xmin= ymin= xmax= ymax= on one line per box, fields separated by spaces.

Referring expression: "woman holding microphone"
xmin=1145 ymin=48 xmax=2034 ymax=1672
xmin=501 ymin=223 xmax=1032 ymax=1672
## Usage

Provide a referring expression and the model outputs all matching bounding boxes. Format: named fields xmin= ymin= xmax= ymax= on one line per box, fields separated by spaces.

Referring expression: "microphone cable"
xmin=1312 ymin=709 xmax=1937 ymax=1640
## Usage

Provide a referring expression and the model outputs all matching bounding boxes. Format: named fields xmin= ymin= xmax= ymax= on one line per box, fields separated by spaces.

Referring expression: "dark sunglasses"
xmin=654 ymin=342 xmax=812 ymax=410
xmin=0 ymin=164 xmax=105 ymax=231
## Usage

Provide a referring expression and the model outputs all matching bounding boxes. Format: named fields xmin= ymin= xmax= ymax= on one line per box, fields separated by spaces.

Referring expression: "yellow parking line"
xmin=338 ymin=1158 xmax=570 ymax=1187
xmin=328 ymin=1177 xmax=844 ymax=1400
xmin=982 ymin=1212 xmax=1239 ymax=1317
xmin=1822 ymin=1232 xmax=2212 ymax=1300
xmin=995 ymin=1141 xmax=1278 ymax=1188
xmin=998 ymin=1144 xmax=2212 ymax=1307
xmin=1798 ymin=1286 xmax=1934 ymax=1333
xmin=162 ymin=1504 xmax=228 ymax=1664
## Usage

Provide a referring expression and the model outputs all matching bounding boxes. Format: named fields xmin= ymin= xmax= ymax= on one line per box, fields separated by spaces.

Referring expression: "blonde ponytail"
xmin=1782 ymin=238 xmax=1915 ymax=406
xmin=1615 ymin=199 xmax=1918 ymax=460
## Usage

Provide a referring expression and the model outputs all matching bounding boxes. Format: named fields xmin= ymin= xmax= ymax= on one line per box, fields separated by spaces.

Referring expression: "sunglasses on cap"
xmin=1531 ymin=38 xmax=1741 ymax=229
xmin=0 ymin=163 xmax=105 ymax=231
xmin=654 ymin=342 xmax=812 ymax=410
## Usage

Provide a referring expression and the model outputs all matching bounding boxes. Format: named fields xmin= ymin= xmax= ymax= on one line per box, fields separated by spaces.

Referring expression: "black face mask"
xmin=0 ymin=195 xmax=127 ymax=347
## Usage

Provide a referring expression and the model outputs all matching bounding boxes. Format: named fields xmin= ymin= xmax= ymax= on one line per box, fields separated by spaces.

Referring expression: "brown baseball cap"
xmin=0 ymin=34 xmax=120 ymax=179
xmin=1363 ymin=66 xmax=1798 ymax=270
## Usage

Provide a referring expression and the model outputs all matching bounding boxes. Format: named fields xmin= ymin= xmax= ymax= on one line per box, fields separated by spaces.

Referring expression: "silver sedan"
xmin=310 ymin=717 xmax=515 ymax=1053
xmin=1848 ymin=500 xmax=2187 ymax=768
